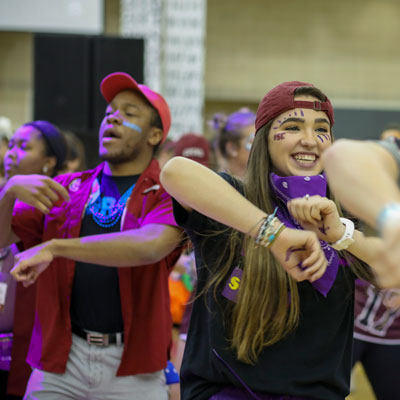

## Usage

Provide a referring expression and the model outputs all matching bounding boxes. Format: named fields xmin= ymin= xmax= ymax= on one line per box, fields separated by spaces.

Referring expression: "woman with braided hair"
xmin=161 ymin=81 xmax=383 ymax=400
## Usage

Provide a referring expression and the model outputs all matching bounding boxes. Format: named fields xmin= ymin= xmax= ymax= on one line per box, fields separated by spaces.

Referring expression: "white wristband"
xmin=331 ymin=218 xmax=355 ymax=251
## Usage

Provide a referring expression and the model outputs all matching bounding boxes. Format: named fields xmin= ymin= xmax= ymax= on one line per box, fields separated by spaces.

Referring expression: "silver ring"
xmin=305 ymin=194 xmax=310 ymax=200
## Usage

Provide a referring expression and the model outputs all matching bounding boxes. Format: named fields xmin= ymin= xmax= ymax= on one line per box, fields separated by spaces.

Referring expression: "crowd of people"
xmin=0 ymin=71 xmax=399 ymax=400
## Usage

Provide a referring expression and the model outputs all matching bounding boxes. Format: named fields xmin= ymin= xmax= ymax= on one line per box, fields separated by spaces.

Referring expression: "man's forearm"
xmin=47 ymin=224 xmax=182 ymax=267
xmin=323 ymin=140 xmax=400 ymax=228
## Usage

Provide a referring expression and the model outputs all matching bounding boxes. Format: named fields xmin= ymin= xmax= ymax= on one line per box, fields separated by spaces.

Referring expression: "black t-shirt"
xmin=173 ymin=173 xmax=355 ymax=400
xmin=70 ymin=172 xmax=139 ymax=333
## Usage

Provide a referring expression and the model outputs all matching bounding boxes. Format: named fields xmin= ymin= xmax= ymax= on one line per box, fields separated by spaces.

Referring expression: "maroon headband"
xmin=255 ymin=81 xmax=334 ymax=133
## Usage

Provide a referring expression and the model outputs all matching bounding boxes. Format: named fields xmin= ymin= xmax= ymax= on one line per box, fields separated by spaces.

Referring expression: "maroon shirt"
xmin=11 ymin=159 xmax=182 ymax=375
xmin=7 ymin=281 xmax=36 ymax=396
xmin=354 ymin=279 xmax=400 ymax=344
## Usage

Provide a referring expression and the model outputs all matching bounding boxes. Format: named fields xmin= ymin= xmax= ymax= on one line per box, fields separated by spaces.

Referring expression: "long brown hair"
xmin=203 ymin=86 xmax=375 ymax=364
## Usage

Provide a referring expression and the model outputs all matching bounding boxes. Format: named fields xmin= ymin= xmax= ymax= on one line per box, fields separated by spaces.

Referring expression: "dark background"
xmin=34 ymin=33 xmax=144 ymax=167
xmin=333 ymin=108 xmax=400 ymax=140
xmin=33 ymin=33 xmax=400 ymax=168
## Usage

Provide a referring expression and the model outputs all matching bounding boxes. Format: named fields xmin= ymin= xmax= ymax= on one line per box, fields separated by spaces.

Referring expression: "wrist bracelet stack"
xmin=255 ymin=207 xmax=286 ymax=248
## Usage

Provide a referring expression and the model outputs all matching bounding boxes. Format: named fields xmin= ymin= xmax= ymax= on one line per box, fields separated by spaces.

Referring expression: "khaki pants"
xmin=24 ymin=334 xmax=167 ymax=400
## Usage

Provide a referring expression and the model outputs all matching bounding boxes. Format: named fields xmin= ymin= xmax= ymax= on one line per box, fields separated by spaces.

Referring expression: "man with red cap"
xmin=0 ymin=72 xmax=182 ymax=399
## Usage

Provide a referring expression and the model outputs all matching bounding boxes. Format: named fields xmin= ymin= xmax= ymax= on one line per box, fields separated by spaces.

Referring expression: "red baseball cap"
xmin=255 ymin=81 xmax=334 ymax=133
xmin=174 ymin=133 xmax=210 ymax=167
xmin=100 ymin=72 xmax=171 ymax=143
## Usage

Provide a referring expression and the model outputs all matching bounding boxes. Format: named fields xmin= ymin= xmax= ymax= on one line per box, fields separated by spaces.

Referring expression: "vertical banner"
xmin=120 ymin=0 xmax=206 ymax=140
xmin=162 ymin=0 xmax=206 ymax=139
xmin=121 ymin=0 xmax=162 ymax=92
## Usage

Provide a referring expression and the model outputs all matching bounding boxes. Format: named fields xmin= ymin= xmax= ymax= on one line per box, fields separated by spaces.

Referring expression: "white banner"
xmin=121 ymin=0 xmax=162 ymax=92
xmin=120 ymin=0 xmax=206 ymax=140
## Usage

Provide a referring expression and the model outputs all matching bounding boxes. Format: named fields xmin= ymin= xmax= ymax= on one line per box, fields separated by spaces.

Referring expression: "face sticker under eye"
xmin=122 ymin=121 xmax=143 ymax=133
xmin=317 ymin=134 xmax=330 ymax=143
xmin=273 ymin=132 xmax=285 ymax=141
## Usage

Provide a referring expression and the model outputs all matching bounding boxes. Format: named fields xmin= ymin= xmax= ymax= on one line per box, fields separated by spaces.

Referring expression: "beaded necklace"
xmin=86 ymin=177 xmax=136 ymax=228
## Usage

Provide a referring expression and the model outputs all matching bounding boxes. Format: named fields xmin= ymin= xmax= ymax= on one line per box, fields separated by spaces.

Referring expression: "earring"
xmin=42 ymin=165 xmax=49 ymax=174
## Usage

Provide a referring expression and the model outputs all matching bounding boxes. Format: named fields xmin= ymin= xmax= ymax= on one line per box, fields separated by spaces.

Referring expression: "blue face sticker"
xmin=122 ymin=121 xmax=142 ymax=133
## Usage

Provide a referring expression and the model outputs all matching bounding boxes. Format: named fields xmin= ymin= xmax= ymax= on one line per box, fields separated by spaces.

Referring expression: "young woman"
xmin=2 ymin=120 xmax=67 ymax=182
xmin=161 ymin=81 xmax=380 ymax=400
xmin=0 ymin=120 xmax=67 ymax=400
xmin=211 ymin=109 xmax=255 ymax=179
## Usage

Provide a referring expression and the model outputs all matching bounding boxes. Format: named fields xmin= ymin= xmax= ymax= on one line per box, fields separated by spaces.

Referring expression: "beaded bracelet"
xmin=267 ymin=207 xmax=278 ymax=225
xmin=255 ymin=208 xmax=278 ymax=245
xmin=254 ymin=206 xmax=286 ymax=248
xmin=255 ymin=219 xmax=269 ymax=244
xmin=270 ymin=223 xmax=286 ymax=247
xmin=255 ymin=217 xmax=274 ymax=244
xmin=258 ymin=222 xmax=286 ymax=248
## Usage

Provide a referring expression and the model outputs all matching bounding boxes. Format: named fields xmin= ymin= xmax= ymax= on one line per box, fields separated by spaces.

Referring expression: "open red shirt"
xmin=11 ymin=159 xmax=182 ymax=375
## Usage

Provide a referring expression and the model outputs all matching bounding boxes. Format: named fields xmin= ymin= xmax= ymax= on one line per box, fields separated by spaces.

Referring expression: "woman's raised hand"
xmin=5 ymin=174 xmax=70 ymax=214
xmin=287 ymin=195 xmax=344 ymax=243
xmin=269 ymin=227 xmax=327 ymax=282
xmin=11 ymin=241 xmax=54 ymax=286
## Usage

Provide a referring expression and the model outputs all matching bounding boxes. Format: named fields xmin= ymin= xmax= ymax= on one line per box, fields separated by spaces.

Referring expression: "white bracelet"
xmin=331 ymin=218 xmax=355 ymax=251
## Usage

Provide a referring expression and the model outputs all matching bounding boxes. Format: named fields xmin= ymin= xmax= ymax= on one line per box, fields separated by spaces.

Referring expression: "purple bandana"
xmin=269 ymin=173 xmax=340 ymax=297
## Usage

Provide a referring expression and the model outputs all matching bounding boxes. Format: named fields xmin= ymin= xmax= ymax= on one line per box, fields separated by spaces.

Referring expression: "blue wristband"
xmin=377 ymin=203 xmax=400 ymax=236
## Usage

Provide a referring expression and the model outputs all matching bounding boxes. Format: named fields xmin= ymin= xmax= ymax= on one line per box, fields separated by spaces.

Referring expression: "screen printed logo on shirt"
xmin=355 ymin=285 xmax=400 ymax=336
xmin=222 ymin=267 xmax=242 ymax=303
xmin=68 ymin=178 xmax=81 ymax=192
